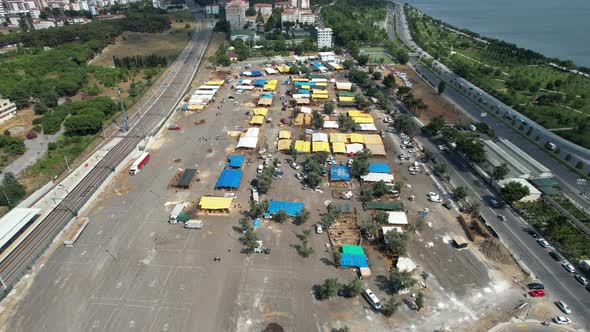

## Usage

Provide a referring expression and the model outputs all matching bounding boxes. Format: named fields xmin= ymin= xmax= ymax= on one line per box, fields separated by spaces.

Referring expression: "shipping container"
xmin=129 ymin=152 xmax=150 ymax=175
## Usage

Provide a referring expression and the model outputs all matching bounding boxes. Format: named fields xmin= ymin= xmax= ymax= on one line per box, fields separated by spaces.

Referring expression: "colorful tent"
xmin=250 ymin=115 xmax=265 ymax=125
xmin=199 ymin=196 xmax=232 ymax=210
xmin=348 ymin=133 xmax=364 ymax=144
xmin=369 ymin=163 xmax=390 ymax=173
xmin=253 ymin=108 xmax=269 ymax=116
xmin=312 ymin=141 xmax=330 ymax=152
xmin=278 ymin=130 xmax=291 ymax=139
xmin=330 ymin=165 xmax=351 ymax=181
xmin=227 ymin=155 xmax=245 ymax=168
xmin=329 ymin=133 xmax=347 ymax=143
xmin=363 ymin=134 xmax=383 ymax=145
xmin=267 ymin=200 xmax=304 ymax=216
xmin=332 ymin=142 xmax=346 ymax=154
xmin=277 ymin=139 xmax=292 ymax=151
xmin=215 ymin=169 xmax=243 ymax=189
xmin=294 ymin=140 xmax=311 ymax=153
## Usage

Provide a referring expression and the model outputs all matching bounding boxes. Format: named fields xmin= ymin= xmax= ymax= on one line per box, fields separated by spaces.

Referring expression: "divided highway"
xmin=0 ymin=13 xmax=212 ymax=290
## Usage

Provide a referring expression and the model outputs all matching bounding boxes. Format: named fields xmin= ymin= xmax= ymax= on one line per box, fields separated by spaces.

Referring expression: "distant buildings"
xmin=205 ymin=4 xmax=219 ymax=16
xmin=0 ymin=97 xmax=17 ymax=124
xmin=225 ymin=0 xmax=248 ymax=29
xmin=290 ymin=0 xmax=309 ymax=9
xmin=253 ymin=3 xmax=272 ymax=16
xmin=281 ymin=8 xmax=314 ymax=25
xmin=315 ymin=26 xmax=333 ymax=49
xmin=274 ymin=1 xmax=289 ymax=9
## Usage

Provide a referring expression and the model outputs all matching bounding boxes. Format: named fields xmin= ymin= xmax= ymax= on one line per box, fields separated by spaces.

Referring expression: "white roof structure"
xmin=382 ymin=226 xmax=403 ymax=243
xmin=323 ymin=121 xmax=339 ymax=129
xmin=245 ymin=128 xmax=260 ymax=137
xmin=197 ymin=85 xmax=220 ymax=91
xmin=346 ymin=143 xmax=364 ymax=155
xmin=235 ymin=85 xmax=254 ymax=90
xmin=361 ymin=173 xmax=394 ymax=183
xmin=387 ymin=211 xmax=408 ymax=225
xmin=265 ymin=68 xmax=278 ymax=74
xmin=293 ymin=94 xmax=310 ymax=99
xmin=311 ymin=78 xmax=327 ymax=83
xmin=239 ymin=79 xmax=252 ymax=85
xmin=336 ymin=82 xmax=352 ymax=90
xmin=0 ymin=208 xmax=41 ymax=250
xmin=355 ymin=123 xmax=377 ymax=131
xmin=312 ymin=133 xmax=328 ymax=142
xmin=237 ymin=137 xmax=258 ymax=149
xmin=300 ymin=106 xmax=312 ymax=114
xmin=483 ymin=139 xmax=553 ymax=179
xmin=396 ymin=257 xmax=417 ymax=273
xmin=498 ymin=178 xmax=542 ymax=202
xmin=194 ymin=89 xmax=217 ymax=95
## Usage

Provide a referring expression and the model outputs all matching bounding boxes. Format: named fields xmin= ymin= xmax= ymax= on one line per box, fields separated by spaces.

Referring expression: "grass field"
xmin=360 ymin=47 xmax=395 ymax=64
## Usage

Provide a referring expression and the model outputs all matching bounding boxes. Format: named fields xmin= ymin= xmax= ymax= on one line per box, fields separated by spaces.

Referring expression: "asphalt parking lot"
xmin=4 ymin=70 xmax=526 ymax=332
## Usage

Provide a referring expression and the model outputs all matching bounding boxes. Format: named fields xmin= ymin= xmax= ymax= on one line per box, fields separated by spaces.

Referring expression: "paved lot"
xmin=4 ymin=70 xmax=525 ymax=332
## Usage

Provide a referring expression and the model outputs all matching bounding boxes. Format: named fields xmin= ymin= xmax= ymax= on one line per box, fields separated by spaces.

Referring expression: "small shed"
xmin=177 ymin=169 xmax=197 ymax=189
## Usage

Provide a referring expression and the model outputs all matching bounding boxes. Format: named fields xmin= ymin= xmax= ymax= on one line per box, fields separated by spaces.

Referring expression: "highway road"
xmin=390 ymin=2 xmax=590 ymax=211
xmin=0 ymin=11 xmax=212 ymax=291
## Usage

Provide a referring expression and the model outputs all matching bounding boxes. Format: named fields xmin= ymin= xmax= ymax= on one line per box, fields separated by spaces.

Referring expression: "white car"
xmin=537 ymin=238 xmax=550 ymax=248
xmin=556 ymin=301 xmax=571 ymax=314
xmin=562 ymin=262 xmax=575 ymax=273
xmin=290 ymin=162 xmax=300 ymax=170
xmin=553 ymin=316 xmax=571 ymax=325
xmin=315 ymin=224 xmax=323 ymax=234
xmin=427 ymin=192 xmax=441 ymax=202
xmin=257 ymin=165 xmax=264 ymax=173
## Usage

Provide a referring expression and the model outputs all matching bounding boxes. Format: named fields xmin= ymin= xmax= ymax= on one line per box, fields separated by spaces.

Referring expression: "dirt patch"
xmin=479 ymin=238 xmax=513 ymax=265
xmin=328 ymin=214 xmax=360 ymax=247
xmin=397 ymin=64 xmax=466 ymax=124
xmin=0 ymin=108 xmax=38 ymax=136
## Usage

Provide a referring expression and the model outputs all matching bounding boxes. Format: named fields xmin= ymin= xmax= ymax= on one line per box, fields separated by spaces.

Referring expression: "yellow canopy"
xmin=332 ymin=142 xmax=346 ymax=154
xmin=312 ymin=94 xmax=329 ymax=99
xmin=301 ymin=85 xmax=311 ymax=90
xmin=314 ymin=82 xmax=328 ymax=87
xmin=312 ymin=141 xmax=331 ymax=152
xmin=250 ymin=115 xmax=265 ymax=125
xmin=351 ymin=116 xmax=374 ymax=124
xmin=329 ymin=133 xmax=347 ymax=143
xmin=293 ymin=78 xmax=309 ymax=82
xmin=294 ymin=140 xmax=311 ymax=153
xmin=348 ymin=133 xmax=365 ymax=143
xmin=363 ymin=134 xmax=384 ymax=145
xmin=277 ymin=66 xmax=290 ymax=73
xmin=205 ymin=80 xmax=224 ymax=86
xmin=199 ymin=196 xmax=232 ymax=209
xmin=312 ymin=89 xmax=328 ymax=94
xmin=277 ymin=139 xmax=292 ymax=151
xmin=188 ymin=104 xmax=205 ymax=110
xmin=347 ymin=110 xmax=365 ymax=117
xmin=278 ymin=130 xmax=292 ymax=139
xmin=332 ymin=63 xmax=343 ymax=70
xmin=253 ymin=108 xmax=268 ymax=116
xmin=294 ymin=113 xmax=311 ymax=126
xmin=339 ymin=96 xmax=354 ymax=102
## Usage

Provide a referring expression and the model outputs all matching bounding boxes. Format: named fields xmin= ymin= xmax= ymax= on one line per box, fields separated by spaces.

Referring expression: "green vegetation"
xmin=0 ymin=172 xmax=27 ymax=207
xmin=316 ymin=278 xmax=340 ymax=300
xmin=382 ymin=296 xmax=401 ymax=316
xmin=406 ymin=5 xmax=590 ymax=149
xmin=500 ymin=181 xmax=530 ymax=203
xmin=240 ymin=218 xmax=259 ymax=252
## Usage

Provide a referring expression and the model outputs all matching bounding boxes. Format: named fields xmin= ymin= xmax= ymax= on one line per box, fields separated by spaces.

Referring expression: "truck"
xmin=184 ymin=219 xmax=203 ymax=229
xmin=169 ymin=203 xmax=185 ymax=224
xmin=251 ymin=187 xmax=259 ymax=204
xmin=129 ymin=152 xmax=150 ymax=175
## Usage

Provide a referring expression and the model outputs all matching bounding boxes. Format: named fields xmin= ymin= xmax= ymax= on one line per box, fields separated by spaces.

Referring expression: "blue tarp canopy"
xmin=214 ymin=169 xmax=243 ymax=189
xmin=254 ymin=79 xmax=267 ymax=87
xmin=330 ymin=165 xmax=351 ymax=181
xmin=298 ymin=89 xmax=311 ymax=94
xmin=261 ymin=92 xmax=274 ymax=98
xmin=227 ymin=155 xmax=245 ymax=168
xmin=253 ymin=218 xmax=261 ymax=227
xmin=369 ymin=163 xmax=391 ymax=173
xmin=340 ymin=253 xmax=368 ymax=268
xmin=267 ymin=200 xmax=304 ymax=216
xmin=250 ymin=70 xmax=263 ymax=77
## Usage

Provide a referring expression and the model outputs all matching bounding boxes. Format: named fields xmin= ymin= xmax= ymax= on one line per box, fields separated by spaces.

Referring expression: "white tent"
xmin=300 ymin=106 xmax=313 ymax=114
xmin=237 ymin=137 xmax=258 ymax=149
xmin=387 ymin=211 xmax=408 ymax=225
xmin=235 ymin=85 xmax=255 ymax=90
xmin=345 ymin=143 xmax=364 ymax=155
xmin=312 ymin=133 xmax=328 ymax=142
xmin=245 ymin=128 xmax=260 ymax=137
xmin=293 ymin=94 xmax=310 ymax=99
xmin=323 ymin=121 xmax=339 ymax=129
xmin=396 ymin=257 xmax=417 ymax=273
xmin=355 ymin=123 xmax=377 ymax=131
xmin=265 ymin=68 xmax=278 ymax=74
xmin=239 ymin=79 xmax=252 ymax=85
xmin=361 ymin=173 xmax=394 ymax=183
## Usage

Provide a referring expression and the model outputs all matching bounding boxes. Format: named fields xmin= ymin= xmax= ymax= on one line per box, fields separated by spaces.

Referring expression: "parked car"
xmin=527 ymin=282 xmax=544 ymax=290
xmin=562 ymin=262 xmax=575 ymax=273
xmin=529 ymin=289 xmax=545 ymax=297
xmin=168 ymin=124 xmax=182 ymax=130
xmin=427 ymin=192 xmax=441 ymax=202
xmin=363 ymin=289 xmax=382 ymax=311
xmin=290 ymin=162 xmax=300 ymax=170
xmin=527 ymin=229 xmax=538 ymax=238
xmin=552 ymin=316 xmax=571 ymax=325
xmin=556 ymin=301 xmax=571 ymax=314
xmin=574 ymin=274 xmax=588 ymax=286
xmin=315 ymin=224 xmax=323 ymax=234
xmin=497 ymin=215 xmax=506 ymax=221
xmin=537 ymin=238 xmax=550 ymax=248
xmin=295 ymin=173 xmax=304 ymax=180
xmin=489 ymin=198 xmax=500 ymax=208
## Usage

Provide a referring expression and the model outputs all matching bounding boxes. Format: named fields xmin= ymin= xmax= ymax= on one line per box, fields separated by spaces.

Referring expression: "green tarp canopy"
xmin=177 ymin=212 xmax=190 ymax=222
xmin=337 ymin=91 xmax=355 ymax=97
xmin=330 ymin=202 xmax=354 ymax=214
xmin=342 ymin=244 xmax=365 ymax=255
xmin=364 ymin=201 xmax=404 ymax=211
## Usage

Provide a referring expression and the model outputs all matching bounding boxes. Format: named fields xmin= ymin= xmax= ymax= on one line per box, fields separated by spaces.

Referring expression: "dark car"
xmin=489 ymin=198 xmax=500 ymax=208
xmin=527 ymin=282 xmax=545 ymax=290
xmin=527 ymin=229 xmax=538 ymax=238
xmin=549 ymin=251 xmax=564 ymax=262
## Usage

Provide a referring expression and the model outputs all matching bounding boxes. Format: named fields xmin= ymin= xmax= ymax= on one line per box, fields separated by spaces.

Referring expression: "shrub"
xmin=26 ymin=131 xmax=38 ymax=139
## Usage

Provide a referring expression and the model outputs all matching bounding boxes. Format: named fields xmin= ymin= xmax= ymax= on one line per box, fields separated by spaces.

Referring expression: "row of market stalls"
xmin=198 ymin=155 xmax=247 ymax=213
xmin=186 ymin=80 xmax=224 ymax=111
xmin=276 ymin=131 xmax=386 ymax=156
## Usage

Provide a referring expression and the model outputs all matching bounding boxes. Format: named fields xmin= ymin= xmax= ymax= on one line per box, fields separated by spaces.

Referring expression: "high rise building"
xmin=225 ymin=0 xmax=247 ymax=29
xmin=315 ymin=26 xmax=333 ymax=49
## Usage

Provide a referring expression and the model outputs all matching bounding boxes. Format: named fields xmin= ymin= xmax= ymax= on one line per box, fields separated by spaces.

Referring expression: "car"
xmin=537 ymin=238 xmax=550 ymax=248
xmin=497 ymin=215 xmax=506 ymax=221
xmin=549 ymin=250 xmax=565 ymax=262
xmin=363 ymin=289 xmax=382 ymax=311
xmin=257 ymin=165 xmax=264 ymax=173
xmin=275 ymin=160 xmax=282 ymax=167
xmin=315 ymin=224 xmax=323 ymax=234
xmin=527 ymin=229 xmax=538 ymax=238
xmin=489 ymin=198 xmax=500 ymax=208
xmin=556 ymin=301 xmax=571 ymax=314
xmin=168 ymin=124 xmax=182 ymax=130
xmin=529 ymin=289 xmax=545 ymax=297
xmin=552 ymin=316 xmax=571 ymax=325
xmin=427 ymin=192 xmax=441 ymax=202
xmin=527 ymin=282 xmax=544 ymax=290
xmin=295 ymin=173 xmax=304 ymax=180
xmin=574 ymin=274 xmax=588 ymax=286
xmin=562 ymin=262 xmax=575 ymax=273
xmin=290 ymin=162 xmax=300 ymax=170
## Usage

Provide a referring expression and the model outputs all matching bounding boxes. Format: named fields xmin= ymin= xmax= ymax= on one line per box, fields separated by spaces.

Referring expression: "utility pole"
xmin=0 ymin=275 xmax=7 ymax=290
xmin=118 ymin=89 xmax=129 ymax=132
xmin=2 ymin=191 xmax=12 ymax=209
xmin=64 ymin=155 xmax=71 ymax=172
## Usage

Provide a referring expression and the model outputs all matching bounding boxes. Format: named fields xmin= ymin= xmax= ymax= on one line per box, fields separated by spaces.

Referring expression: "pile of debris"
xmin=479 ymin=238 xmax=513 ymax=264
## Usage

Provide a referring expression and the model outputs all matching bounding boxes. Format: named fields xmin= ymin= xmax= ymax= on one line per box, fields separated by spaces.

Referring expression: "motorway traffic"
xmin=389 ymin=3 xmax=590 ymax=328
xmin=0 ymin=11 xmax=212 ymax=290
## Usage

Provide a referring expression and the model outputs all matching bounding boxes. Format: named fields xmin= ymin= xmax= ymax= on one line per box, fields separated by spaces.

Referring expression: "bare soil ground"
xmin=0 ymin=108 xmax=37 ymax=136
xmin=397 ymin=64 xmax=466 ymax=125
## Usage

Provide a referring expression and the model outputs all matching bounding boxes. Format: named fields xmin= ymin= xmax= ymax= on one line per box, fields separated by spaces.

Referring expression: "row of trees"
xmin=113 ymin=54 xmax=168 ymax=69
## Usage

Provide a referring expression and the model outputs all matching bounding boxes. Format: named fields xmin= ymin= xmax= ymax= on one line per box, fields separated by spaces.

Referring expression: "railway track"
xmin=0 ymin=19 xmax=212 ymax=289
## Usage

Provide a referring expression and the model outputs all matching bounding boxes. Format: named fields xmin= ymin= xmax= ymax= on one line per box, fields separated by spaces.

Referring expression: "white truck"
xmin=169 ymin=203 xmax=185 ymax=224
xmin=184 ymin=219 xmax=203 ymax=229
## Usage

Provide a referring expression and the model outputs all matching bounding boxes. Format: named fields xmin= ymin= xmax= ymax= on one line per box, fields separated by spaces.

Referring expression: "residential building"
xmin=290 ymin=0 xmax=309 ymax=8
xmin=205 ymin=4 xmax=219 ymax=15
xmin=253 ymin=3 xmax=272 ymax=15
xmin=315 ymin=26 xmax=332 ymax=49
xmin=0 ymin=2 xmax=6 ymax=18
xmin=318 ymin=51 xmax=335 ymax=62
xmin=32 ymin=19 xmax=55 ymax=29
xmin=274 ymin=1 xmax=289 ymax=9
xmin=299 ymin=12 xmax=315 ymax=25
xmin=0 ymin=98 xmax=17 ymax=124
xmin=280 ymin=8 xmax=297 ymax=23
xmin=225 ymin=0 xmax=247 ymax=29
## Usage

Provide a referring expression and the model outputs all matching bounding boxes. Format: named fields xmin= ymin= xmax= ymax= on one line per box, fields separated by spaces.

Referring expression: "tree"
xmin=295 ymin=208 xmax=310 ymax=225
xmin=437 ymin=81 xmax=446 ymax=95
xmin=341 ymin=279 xmax=362 ymax=298
xmin=305 ymin=172 xmax=322 ymax=188
xmin=433 ymin=163 xmax=447 ymax=175
xmin=317 ymin=278 xmax=340 ymax=300
xmin=384 ymin=231 xmax=408 ymax=256
xmin=491 ymin=164 xmax=509 ymax=181
xmin=337 ymin=113 xmax=355 ymax=132
xmin=0 ymin=172 xmax=26 ymax=207
xmin=382 ymin=296 xmax=401 ymax=316
xmin=275 ymin=209 xmax=288 ymax=223
xmin=383 ymin=74 xmax=397 ymax=89
xmin=359 ymin=221 xmax=377 ymax=239
xmin=425 ymin=115 xmax=445 ymax=134
xmin=372 ymin=71 xmax=382 ymax=80
xmin=372 ymin=180 xmax=389 ymax=197
xmin=351 ymin=149 xmax=371 ymax=179
xmin=355 ymin=54 xmax=369 ymax=66
xmin=34 ymin=102 xmax=49 ymax=115
xmin=389 ymin=269 xmax=416 ymax=293
xmin=575 ymin=161 xmax=584 ymax=170
xmin=501 ymin=181 xmax=530 ymax=203
xmin=311 ymin=110 xmax=324 ymax=130
xmin=453 ymin=186 xmax=468 ymax=200
xmin=373 ymin=210 xmax=388 ymax=224
xmin=323 ymin=102 xmax=335 ymax=115
xmin=415 ymin=291 xmax=425 ymax=311
xmin=245 ymin=6 xmax=256 ymax=16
